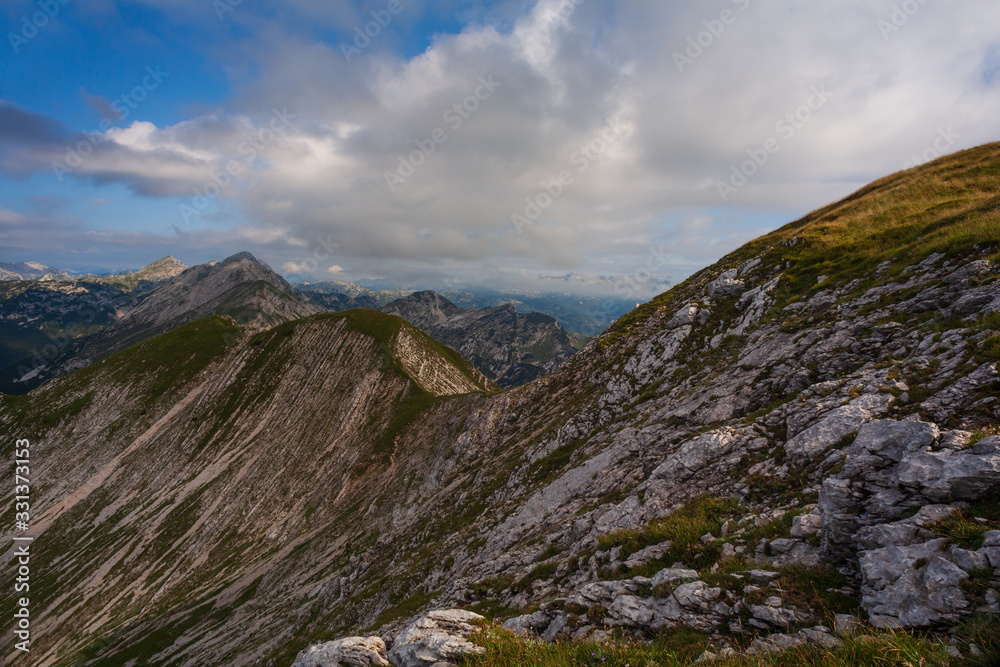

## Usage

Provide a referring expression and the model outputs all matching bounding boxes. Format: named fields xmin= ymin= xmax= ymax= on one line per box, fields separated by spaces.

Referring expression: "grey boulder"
xmin=860 ymin=539 xmax=972 ymax=628
xmin=292 ymin=637 xmax=391 ymax=667
xmin=388 ymin=610 xmax=486 ymax=667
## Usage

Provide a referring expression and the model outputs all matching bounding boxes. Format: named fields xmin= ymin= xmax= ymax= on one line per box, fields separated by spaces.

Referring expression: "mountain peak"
xmin=221 ymin=250 xmax=263 ymax=266
xmin=136 ymin=256 xmax=188 ymax=281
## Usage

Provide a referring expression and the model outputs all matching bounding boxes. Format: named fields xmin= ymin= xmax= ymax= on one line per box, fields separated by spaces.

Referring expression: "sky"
xmin=0 ymin=0 xmax=998 ymax=297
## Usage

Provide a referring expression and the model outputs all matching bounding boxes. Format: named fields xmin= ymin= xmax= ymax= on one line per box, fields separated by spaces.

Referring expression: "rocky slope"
xmin=82 ymin=255 xmax=189 ymax=288
xmin=441 ymin=288 xmax=639 ymax=338
xmin=1 ymin=144 xmax=1000 ymax=666
xmin=383 ymin=291 xmax=579 ymax=388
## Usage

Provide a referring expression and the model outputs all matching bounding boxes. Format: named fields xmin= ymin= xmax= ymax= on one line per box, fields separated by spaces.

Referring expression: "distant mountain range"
xmin=298 ymin=281 xmax=640 ymax=336
xmin=383 ymin=291 xmax=580 ymax=388
xmin=0 ymin=253 xmax=589 ymax=394
xmin=0 ymin=261 xmax=76 ymax=281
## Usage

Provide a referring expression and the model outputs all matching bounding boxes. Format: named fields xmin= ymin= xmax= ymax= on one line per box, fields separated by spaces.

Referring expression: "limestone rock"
xmin=785 ymin=396 xmax=893 ymax=461
xmin=624 ymin=541 xmax=674 ymax=569
xmin=707 ymin=271 xmax=747 ymax=299
xmin=895 ymin=448 xmax=1000 ymax=502
xmin=791 ymin=513 xmax=822 ymax=538
xmin=651 ymin=566 xmax=700 ymax=588
xmin=388 ymin=610 xmax=486 ymax=667
xmin=292 ymin=637 xmax=391 ymax=667
xmin=860 ymin=539 xmax=972 ymax=628
xmin=502 ymin=610 xmax=552 ymax=637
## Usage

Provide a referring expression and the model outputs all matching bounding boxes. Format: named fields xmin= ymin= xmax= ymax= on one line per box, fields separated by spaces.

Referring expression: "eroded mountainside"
xmin=1 ymin=144 xmax=999 ymax=665
xmin=383 ymin=291 xmax=579 ymax=388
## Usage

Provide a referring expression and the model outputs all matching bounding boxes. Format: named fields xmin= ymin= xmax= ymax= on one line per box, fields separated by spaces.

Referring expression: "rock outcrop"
xmin=293 ymin=637 xmax=391 ymax=667
xmin=387 ymin=610 xmax=486 ymax=667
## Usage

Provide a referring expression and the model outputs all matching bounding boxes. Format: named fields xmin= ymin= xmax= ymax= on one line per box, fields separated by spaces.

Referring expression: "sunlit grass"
xmin=463 ymin=623 xmax=957 ymax=667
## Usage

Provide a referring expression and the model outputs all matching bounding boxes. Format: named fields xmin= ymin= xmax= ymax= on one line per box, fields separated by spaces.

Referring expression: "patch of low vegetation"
xmin=745 ymin=471 xmax=809 ymax=504
xmin=969 ymin=425 xmax=1000 ymax=448
xmin=977 ymin=334 xmax=1000 ymax=364
xmin=959 ymin=569 xmax=994 ymax=607
xmin=969 ymin=491 xmax=1000 ymax=523
xmin=598 ymin=496 xmax=742 ymax=571
xmin=38 ymin=391 xmax=92 ymax=428
xmin=954 ymin=613 xmax=1000 ymax=666
xmin=514 ymin=562 xmax=559 ymax=590
xmin=926 ymin=508 xmax=999 ymax=550
xmin=772 ymin=565 xmax=860 ymax=617
xmin=364 ymin=591 xmax=435 ymax=632
xmin=108 ymin=315 xmax=240 ymax=400
xmin=464 ymin=623 xmax=953 ymax=667
xmin=532 ymin=439 xmax=589 ymax=486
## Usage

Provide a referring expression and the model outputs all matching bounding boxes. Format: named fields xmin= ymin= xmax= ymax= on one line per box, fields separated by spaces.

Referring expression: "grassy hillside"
xmin=609 ymin=143 xmax=1000 ymax=345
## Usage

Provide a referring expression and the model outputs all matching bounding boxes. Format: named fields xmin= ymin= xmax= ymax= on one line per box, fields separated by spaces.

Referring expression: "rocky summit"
xmin=1 ymin=145 xmax=999 ymax=665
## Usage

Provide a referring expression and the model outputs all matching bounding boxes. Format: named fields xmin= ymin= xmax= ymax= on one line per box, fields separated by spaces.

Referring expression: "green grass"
xmin=514 ymin=562 xmax=559 ymax=590
xmin=532 ymin=439 xmax=589 ymax=486
xmin=954 ymin=614 xmax=1000 ymax=665
xmin=38 ymin=391 xmax=93 ymax=428
xmin=771 ymin=565 xmax=859 ymax=617
xmin=599 ymin=143 xmax=1000 ymax=349
xmin=463 ymin=623 xmax=954 ymax=667
xmin=597 ymin=496 xmax=742 ymax=571
xmin=364 ymin=591 xmax=435 ymax=632
xmin=969 ymin=492 xmax=1000 ymax=522
xmin=927 ymin=508 xmax=999 ymax=550
xmin=374 ymin=384 xmax=442 ymax=455
xmin=106 ymin=315 xmax=240 ymax=400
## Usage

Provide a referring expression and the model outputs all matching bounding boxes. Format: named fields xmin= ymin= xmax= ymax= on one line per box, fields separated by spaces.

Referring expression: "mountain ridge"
xmin=1 ymin=144 xmax=999 ymax=665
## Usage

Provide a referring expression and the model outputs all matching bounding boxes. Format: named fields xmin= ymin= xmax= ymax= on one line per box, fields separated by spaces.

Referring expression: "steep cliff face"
xmin=383 ymin=291 xmax=578 ymax=388
xmin=1 ymin=145 xmax=999 ymax=665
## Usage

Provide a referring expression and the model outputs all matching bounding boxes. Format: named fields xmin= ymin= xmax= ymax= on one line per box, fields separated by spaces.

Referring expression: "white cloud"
xmin=5 ymin=0 xmax=1000 ymax=290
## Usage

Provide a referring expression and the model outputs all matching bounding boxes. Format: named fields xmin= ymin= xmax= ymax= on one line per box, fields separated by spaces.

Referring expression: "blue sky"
xmin=1 ymin=0 xmax=999 ymax=295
